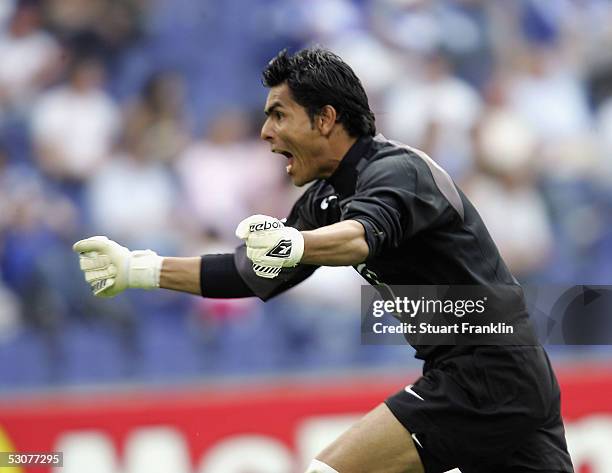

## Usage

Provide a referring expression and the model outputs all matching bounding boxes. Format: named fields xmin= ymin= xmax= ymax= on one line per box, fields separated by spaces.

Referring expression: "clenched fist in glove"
xmin=73 ymin=236 xmax=163 ymax=297
xmin=235 ymin=215 xmax=304 ymax=279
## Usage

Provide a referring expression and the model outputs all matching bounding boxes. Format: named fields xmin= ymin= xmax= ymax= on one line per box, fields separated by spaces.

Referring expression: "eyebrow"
xmin=264 ymin=101 xmax=283 ymax=116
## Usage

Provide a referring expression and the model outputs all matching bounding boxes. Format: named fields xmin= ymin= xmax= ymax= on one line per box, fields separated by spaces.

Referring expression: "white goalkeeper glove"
xmin=73 ymin=236 xmax=163 ymax=297
xmin=235 ymin=214 xmax=304 ymax=279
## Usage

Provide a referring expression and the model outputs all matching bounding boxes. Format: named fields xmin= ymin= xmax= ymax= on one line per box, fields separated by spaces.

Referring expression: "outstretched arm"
xmin=73 ymin=237 xmax=211 ymax=297
xmin=73 ymin=236 xmax=294 ymax=299
xmin=74 ymin=218 xmax=365 ymax=298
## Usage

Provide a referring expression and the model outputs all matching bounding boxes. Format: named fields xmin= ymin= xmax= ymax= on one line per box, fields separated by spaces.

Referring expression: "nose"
xmin=260 ymin=118 xmax=274 ymax=142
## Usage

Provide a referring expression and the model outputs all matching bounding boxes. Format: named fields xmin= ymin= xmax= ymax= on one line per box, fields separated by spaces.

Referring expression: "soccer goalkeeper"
xmin=74 ymin=48 xmax=574 ymax=473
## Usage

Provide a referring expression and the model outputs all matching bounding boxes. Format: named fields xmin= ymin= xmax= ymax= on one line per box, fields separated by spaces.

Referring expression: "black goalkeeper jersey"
xmin=231 ymin=134 xmax=535 ymax=361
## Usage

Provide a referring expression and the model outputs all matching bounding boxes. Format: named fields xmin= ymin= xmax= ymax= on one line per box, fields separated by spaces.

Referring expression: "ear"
xmin=316 ymin=105 xmax=337 ymax=136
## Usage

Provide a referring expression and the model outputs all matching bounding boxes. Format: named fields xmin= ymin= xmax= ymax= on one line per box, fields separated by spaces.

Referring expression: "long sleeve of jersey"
xmin=341 ymin=154 xmax=451 ymax=258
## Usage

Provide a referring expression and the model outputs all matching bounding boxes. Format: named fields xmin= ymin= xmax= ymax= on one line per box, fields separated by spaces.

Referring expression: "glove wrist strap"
xmin=286 ymin=227 xmax=304 ymax=265
xmin=129 ymin=250 xmax=163 ymax=289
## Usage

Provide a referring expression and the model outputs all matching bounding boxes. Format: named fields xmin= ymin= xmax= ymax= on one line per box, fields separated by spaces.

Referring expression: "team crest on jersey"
xmin=266 ymin=240 xmax=292 ymax=258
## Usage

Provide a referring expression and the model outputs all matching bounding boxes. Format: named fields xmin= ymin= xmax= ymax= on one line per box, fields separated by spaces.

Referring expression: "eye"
xmin=275 ymin=111 xmax=283 ymax=120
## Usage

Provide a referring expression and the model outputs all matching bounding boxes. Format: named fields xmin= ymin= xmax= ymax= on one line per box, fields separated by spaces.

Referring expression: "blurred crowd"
xmin=1 ymin=0 xmax=612 ymax=390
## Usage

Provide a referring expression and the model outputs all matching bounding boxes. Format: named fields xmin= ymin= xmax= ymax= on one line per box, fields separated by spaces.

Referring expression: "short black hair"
xmin=262 ymin=48 xmax=376 ymax=137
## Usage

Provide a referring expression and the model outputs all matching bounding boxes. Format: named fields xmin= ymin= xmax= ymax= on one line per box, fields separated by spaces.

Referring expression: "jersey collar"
xmin=326 ymin=135 xmax=374 ymax=198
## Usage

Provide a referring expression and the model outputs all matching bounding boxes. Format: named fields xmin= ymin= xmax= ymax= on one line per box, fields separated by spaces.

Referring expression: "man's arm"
xmin=75 ymin=223 xmax=366 ymax=298
xmin=159 ymin=257 xmax=201 ymax=295
xmin=73 ymin=236 xmax=207 ymax=297
xmin=301 ymin=220 xmax=369 ymax=266
xmin=73 ymin=236 xmax=303 ymax=300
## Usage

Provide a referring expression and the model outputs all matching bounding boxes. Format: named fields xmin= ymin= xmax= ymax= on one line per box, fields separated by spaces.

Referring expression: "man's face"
xmin=261 ymin=83 xmax=328 ymax=186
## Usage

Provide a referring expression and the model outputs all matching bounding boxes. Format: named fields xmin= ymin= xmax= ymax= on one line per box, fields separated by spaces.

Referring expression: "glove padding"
xmin=235 ymin=215 xmax=304 ymax=279
xmin=73 ymin=236 xmax=163 ymax=297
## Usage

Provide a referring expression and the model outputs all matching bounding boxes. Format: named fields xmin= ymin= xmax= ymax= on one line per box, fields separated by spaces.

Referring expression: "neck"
xmin=320 ymin=129 xmax=358 ymax=178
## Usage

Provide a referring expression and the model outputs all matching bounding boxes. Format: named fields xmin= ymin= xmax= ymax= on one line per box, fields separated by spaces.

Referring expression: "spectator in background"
xmin=323 ymin=28 xmax=402 ymax=117
xmin=174 ymin=109 xmax=289 ymax=247
xmin=86 ymin=138 xmax=179 ymax=253
xmin=507 ymin=45 xmax=596 ymax=179
xmin=174 ymin=110 xmax=293 ymax=364
xmin=382 ymin=51 xmax=482 ymax=179
xmin=0 ymin=140 xmax=81 ymax=382
xmin=596 ymin=97 xmax=612 ymax=175
xmin=0 ymin=1 xmax=16 ymax=27
xmin=0 ymin=0 xmax=61 ymax=115
xmin=505 ymin=43 xmax=606 ymax=263
xmin=463 ymin=77 xmax=553 ymax=280
xmin=0 ymin=275 xmax=21 ymax=343
xmin=123 ymin=71 xmax=189 ymax=164
xmin=30 ymin=56 xmax=120 ymax=186
xmin=370 ymin=0 xmax=494 ymax=88
xmin=44 ymin=0 xmax=143 ymax=64
xmin=1 ymin=140 xmax=142 ymax=384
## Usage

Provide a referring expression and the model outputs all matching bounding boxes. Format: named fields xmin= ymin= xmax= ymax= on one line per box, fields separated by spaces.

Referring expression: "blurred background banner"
xmin=1 ymin=369 xmax=612 ymax=473
xmin=0 ymin=0 xmax=611 ymax=471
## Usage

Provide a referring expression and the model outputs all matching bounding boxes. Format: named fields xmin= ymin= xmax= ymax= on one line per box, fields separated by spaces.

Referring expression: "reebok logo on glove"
xmin=249 ymin=221 xmax=282 ymax=232
xmin=266 ymin=239 xmax=292 ymax=258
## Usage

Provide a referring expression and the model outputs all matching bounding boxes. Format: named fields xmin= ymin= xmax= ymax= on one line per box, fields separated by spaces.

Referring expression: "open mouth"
xmin=274 ymin=150 xmax=295 ymax=174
